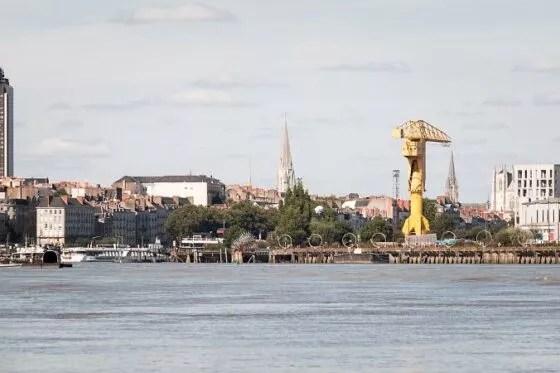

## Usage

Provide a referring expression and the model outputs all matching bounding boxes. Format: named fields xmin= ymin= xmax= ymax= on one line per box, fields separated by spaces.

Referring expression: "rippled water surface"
xmin=1 ymin=264 xmax=560 ymax=372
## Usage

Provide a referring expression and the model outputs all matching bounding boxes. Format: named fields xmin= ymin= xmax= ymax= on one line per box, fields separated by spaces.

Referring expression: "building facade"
xmin=36 ymin=196 xmax=96 ymax=245
xmin=491 ymin=164 xmax=560 ymax=224
xmin=0 ymin=198 xmax=38 ymax=243
xmin=113 ymin=175 xmax=225 ymax=206
xmin=518 ymin=198 xmax=560 ymax=242
xmin=0 ymin=67 xmax=14 ymax=177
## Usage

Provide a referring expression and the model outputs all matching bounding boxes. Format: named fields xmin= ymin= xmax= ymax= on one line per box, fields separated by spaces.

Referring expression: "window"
xmin=525 ymin=170 xmax=528 ymax=178
xmin=518 ymin=170 xmax=523 ymax=179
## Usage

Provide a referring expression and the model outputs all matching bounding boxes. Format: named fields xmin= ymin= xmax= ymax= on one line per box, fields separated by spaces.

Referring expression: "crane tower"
xmin=392 ymin=120 xmax=451 ymax=236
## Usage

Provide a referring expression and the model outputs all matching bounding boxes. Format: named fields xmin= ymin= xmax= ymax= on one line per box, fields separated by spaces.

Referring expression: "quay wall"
xmin=173 ymin=246 xmax=560 ymax=264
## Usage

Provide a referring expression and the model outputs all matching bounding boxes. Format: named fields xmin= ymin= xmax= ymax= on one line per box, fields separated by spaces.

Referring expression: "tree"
xmin=275 ymin=181 xmax=314 ymax=245
xmin=422 ymin=198 xmax=437 ymax=225
xmin=226 ymin=201 xmax=277 ymax=240
xmin=360 ymin=217 xmax=394 ymax=242
xmin=165 ymin=205 xmax=225 ymax=239
xmin=309 ymin=219 xmax=352 ymax=245
xmin=430 ymin=214 xmax=455 ymax=238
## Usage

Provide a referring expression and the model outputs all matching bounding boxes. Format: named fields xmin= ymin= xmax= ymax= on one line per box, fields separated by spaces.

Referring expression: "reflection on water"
xmin=1 ymin=264 xmax=560 ymax=373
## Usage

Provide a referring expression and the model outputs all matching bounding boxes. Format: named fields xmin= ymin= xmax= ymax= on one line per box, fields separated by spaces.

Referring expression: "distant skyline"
xmin=2 ymin=0 xmax=560 ymax=201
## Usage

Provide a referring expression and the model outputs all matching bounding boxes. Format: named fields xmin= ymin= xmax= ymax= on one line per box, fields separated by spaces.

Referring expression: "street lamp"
xmin=90 ymin=236 xmax=101 ymax=248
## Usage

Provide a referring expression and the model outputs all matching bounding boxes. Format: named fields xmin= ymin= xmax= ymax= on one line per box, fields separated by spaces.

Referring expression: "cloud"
xmin=443 ymin=110 xmax=485 ymax=118
xmin=252 ymin=127 xmax=277 ymax=140
xmin=512 ymin=63 xmax=560 ymax=75
xmin=171 ymin=90 xmax=257 ymax=107
xmin=48 ymin=99 xmax=155 ymax=112
xmin=79 ymin=100 xmax=151 ymax=111
xmin=191 ymin=74 xmax=287 ymax=89
xmin=57 ymin=119 xmax=84 ymax=130
xmin=461 ymin=122 xmax=509 ymax=131
xmin=322 ymin=62 xmax=411 ymax=73
xmin=114 ymin=3 xmax=236 ymax=24
xmin=49 ymin=102 xmax=73 ymax=111
xmin=481 ymin=98 xmax=523 ymax=107
xmin=33 ymin=138 xmax=111 ymax=158
xmin=47 ymin=93 xmax=254 ymax=112
xmin=533 ymin=91 xmax=560 ymax=106
xmin=462 ymin=138 xmax=489 ymax=146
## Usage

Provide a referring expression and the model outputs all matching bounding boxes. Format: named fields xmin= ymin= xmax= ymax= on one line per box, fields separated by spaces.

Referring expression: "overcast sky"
xmin=1 ymin=0 xmax=559 ymax=201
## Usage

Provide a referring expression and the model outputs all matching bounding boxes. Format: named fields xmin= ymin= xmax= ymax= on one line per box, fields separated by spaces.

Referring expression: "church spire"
xmin=278 ymin=113 xmax=295 ymax=193
xmin=445 ymin=151 xmax=459 ymax=204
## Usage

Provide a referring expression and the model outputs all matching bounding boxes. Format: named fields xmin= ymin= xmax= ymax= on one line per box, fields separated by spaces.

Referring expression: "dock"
xmin=174 ymin=245 xmax=560 ymax=264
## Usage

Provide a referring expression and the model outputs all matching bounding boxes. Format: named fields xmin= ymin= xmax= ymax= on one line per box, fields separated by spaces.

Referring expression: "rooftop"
xmin=115 ymin=175 xmax=223 ymax=185
xmin=37 ymin=196 xmax=90 ymax=208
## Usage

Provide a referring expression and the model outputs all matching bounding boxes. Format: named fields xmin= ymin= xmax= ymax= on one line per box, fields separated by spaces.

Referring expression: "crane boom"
xmin=393 ymin=120 xmax=452 ymax=236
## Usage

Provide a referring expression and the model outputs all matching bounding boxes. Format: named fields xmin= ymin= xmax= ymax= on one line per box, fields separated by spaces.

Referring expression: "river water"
xmin=1 ymin=264 xmax=560 ymax=372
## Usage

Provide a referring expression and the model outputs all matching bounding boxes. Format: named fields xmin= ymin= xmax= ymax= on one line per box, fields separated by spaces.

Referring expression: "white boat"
xmin=0 ymin=263 xmax=22 ymax=268
xmin=61 ymin=246 xmax=168 ymax=264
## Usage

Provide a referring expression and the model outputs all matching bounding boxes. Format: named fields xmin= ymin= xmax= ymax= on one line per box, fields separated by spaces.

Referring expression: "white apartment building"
xmin=36 ymin=196 xmax=96 ymax=245
xmin=518 ymin=199 xmax=560 ymax=242
xmin=491 ymin=164 xmax=560 ymax=224
xmin=113 ymin=175 xmax=226 ymax=206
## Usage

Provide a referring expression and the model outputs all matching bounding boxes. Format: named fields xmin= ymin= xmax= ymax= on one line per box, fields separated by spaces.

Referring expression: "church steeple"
xmin=445 ymin=151 xmax=459 ymax=204
xmin=277 ymin=114 xmax=295 ymax=194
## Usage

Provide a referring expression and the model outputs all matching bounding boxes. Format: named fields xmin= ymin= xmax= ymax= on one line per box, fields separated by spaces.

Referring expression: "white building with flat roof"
xmin=518 ymin=198 xmax=560 ymax=242
xmin=491 ymin=164 xmax=560 ymax=224
xmin=113 ymin=175 xmax=226 ymax=206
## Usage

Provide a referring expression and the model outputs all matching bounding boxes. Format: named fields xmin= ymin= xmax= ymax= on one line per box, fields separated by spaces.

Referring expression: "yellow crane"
xmin=392 ymin=120 xmax=451 ymax=236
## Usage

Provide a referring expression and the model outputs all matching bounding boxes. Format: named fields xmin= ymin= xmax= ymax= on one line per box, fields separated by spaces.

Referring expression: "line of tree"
xmin=165 ymin=181 xmax=397 ymax=247
xmin=165 ymin=183 xmax=522 ymax=248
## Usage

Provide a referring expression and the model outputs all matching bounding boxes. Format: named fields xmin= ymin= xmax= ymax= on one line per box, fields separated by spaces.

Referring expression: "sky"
xmin=1 ymin=0 xmax=560 ymax=202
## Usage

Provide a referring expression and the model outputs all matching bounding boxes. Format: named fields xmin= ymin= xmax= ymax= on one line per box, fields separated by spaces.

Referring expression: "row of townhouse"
xmin=36 ymin=195 xmax=188 ymax=246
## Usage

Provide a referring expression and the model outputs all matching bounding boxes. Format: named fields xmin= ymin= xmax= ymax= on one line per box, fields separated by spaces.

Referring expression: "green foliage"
xmin=422 ymin=198 xmax=437 ymax=224
xmin=165 ymin=205 xmax=225 ymax=239
xmin=360 ymin=217 xmax=394 ymax=242
xmin=309 ymin=218 xmax=352 ymax=245
xmin=275 ymin=181 xmax=314 ymax=245
xmin=430 ymin=214 xmax=455 ymax=238
xmin=223 ymin=225 xmax=247 ymax=248
xmin=227 ymin=201 xmax=277 ymax=239
xmin=494 ymin=227 xmax=519 ymax=246
xmin=53 ymin=188 xmax=68 ymax=197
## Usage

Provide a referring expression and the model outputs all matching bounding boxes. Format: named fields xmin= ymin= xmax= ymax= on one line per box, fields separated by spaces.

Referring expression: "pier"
xmin=173 ymin=245 xmax=560 ymax=264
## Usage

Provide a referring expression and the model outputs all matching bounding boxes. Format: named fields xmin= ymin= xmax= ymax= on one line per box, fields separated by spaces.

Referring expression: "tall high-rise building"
xmin=444 ymin=151 xmax=459 ymax=203
xmin=277 ymin=115 xmax=295 ymax=194
xmin=0 ymin=67 xmax=14 ymax=177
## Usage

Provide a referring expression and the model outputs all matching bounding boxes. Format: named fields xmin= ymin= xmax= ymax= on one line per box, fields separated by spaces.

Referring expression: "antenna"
xmin=392 ymin=170 xmax=400 ymax=200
